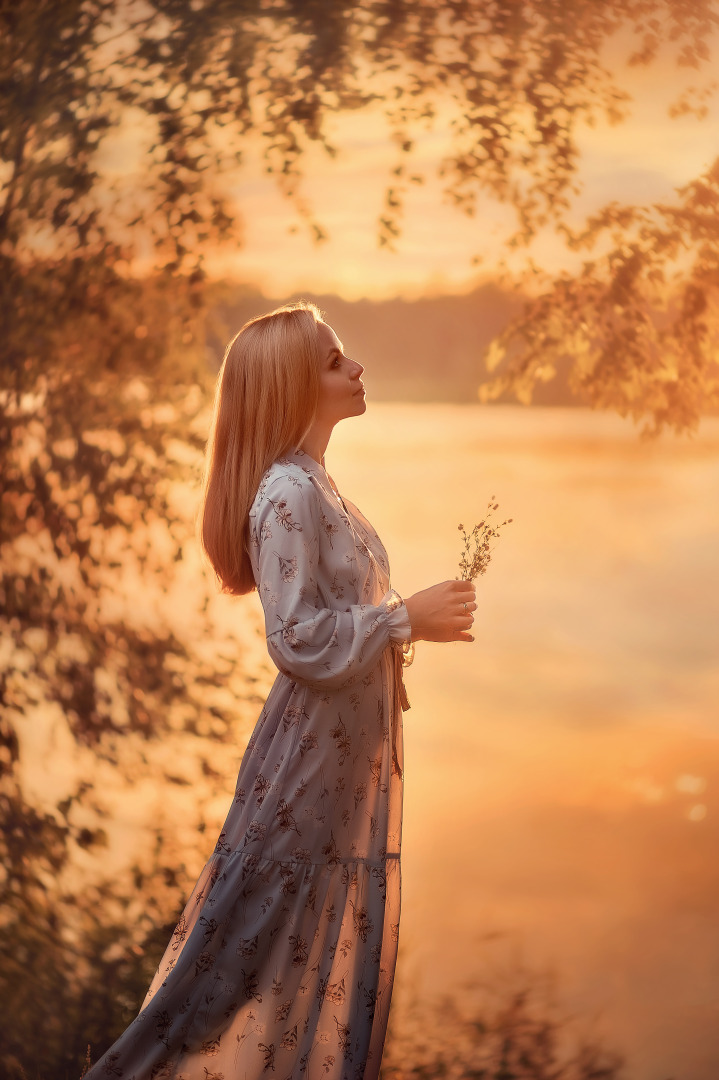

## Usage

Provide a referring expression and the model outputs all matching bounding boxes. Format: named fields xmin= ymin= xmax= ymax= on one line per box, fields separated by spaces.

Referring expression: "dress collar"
xmin=286 ymin=447 xmax=326 ymax=476
xmin=287 ymin=448 xmax=346 ymax=506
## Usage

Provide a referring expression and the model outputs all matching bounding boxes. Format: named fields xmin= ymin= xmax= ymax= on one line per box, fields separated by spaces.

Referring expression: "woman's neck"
xmin=299 ymin=424 xmax=332 ymax=468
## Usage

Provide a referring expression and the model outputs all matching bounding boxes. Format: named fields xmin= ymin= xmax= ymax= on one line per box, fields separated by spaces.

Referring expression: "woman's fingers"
xmin=404 ymin=579 xmax=478 ymax=643
xmin=451 ymin=579 xmax=476 ymax=639
xmin=451 ymin=581 xmax=476 ymax=604
xmin=446 ymin=581 xmax=476 ymax=633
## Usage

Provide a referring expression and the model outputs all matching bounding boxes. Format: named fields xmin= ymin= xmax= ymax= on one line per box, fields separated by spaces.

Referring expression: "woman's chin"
xmin=337 ymin=394 xmax=367 ymax=422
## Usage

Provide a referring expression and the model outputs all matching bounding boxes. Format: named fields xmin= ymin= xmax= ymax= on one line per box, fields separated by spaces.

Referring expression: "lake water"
xmin=325 ymin=403 xmax=719 ymax=1080
xmin=45 ymin=401 xmax=719 ymax=1078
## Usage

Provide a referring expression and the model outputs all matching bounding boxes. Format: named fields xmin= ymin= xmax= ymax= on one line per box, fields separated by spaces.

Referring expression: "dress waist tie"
xmin=390 ymin=642 xmax=413 ymax=777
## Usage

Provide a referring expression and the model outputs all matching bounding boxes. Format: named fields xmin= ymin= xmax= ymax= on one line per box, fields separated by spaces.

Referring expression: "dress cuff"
xmin=383 ymin=587 xmax=413 ymax=645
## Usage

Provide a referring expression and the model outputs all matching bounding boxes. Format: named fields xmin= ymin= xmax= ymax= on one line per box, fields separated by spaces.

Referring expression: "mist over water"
xmin=328 ymin=403 xmax=719 ymax=1080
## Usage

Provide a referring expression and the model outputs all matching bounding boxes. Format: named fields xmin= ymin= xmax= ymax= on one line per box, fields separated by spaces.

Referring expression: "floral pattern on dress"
xmin=84 ymin=448 xmax=412 ymax=1080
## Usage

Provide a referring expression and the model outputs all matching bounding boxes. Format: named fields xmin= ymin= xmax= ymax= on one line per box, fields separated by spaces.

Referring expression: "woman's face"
xmin=315 ymin=321 xmax=366 ymax=425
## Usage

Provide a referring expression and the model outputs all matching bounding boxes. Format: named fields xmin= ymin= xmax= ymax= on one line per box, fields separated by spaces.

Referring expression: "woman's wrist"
xmin=402 ymin=595 xmax=422 ymax=642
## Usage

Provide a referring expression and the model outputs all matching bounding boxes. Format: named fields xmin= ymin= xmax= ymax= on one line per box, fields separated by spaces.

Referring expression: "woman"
xmin=86 ymin=302 xmax=476 ymax=1080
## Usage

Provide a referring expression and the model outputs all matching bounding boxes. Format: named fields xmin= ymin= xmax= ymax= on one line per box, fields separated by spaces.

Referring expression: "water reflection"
xmin=329 ymin=403 xmax=719 ymax=1080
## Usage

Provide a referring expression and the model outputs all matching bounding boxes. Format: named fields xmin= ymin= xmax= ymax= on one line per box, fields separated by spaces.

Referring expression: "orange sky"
xmin=225 ymin=70 xmax=719 ymax=298
xmin=101 ymin=32 xmax=719 ymax=300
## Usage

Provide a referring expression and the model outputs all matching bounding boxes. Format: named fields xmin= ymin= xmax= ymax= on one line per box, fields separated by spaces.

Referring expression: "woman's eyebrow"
xmin=326 ymin=342 xmax=343 ymax=359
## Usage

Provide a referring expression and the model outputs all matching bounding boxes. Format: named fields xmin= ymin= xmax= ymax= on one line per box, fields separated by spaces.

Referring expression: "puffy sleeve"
xmin=251 ymin=472 xmax=412 ymax=690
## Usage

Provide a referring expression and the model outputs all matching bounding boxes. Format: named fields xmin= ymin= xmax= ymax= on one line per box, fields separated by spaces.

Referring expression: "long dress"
xmin=85 ymin=447 xmax=413 ymax=1080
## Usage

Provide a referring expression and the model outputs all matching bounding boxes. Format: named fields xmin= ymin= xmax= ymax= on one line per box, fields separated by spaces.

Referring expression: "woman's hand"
xmin=404 ymin=579 xmax=477 ymax=643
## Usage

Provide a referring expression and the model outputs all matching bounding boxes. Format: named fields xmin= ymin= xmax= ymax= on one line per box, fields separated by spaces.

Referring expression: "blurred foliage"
xmin=382 ymin=963 xmax=627 ymax=1080
xmin=481 ymin=159 xmax=719 ymax=435
xmin=1 ymin=820 xmax=188 ymax=1079
xmin=1 ymin=0 xmax=718 ymax=1075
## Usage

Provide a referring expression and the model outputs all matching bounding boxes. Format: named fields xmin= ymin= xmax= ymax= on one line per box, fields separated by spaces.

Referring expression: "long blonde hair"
xmin=201 ymin=301 xmax=322 ymax=595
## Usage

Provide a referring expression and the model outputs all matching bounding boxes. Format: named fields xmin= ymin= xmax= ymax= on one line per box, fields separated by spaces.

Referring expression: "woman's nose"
xmin=351 ymin=360 xmax=364 ymax=377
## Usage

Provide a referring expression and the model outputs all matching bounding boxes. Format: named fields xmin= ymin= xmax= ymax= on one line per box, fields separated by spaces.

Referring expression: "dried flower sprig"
xmin=457 ymin=497 xmax=512 ymax=581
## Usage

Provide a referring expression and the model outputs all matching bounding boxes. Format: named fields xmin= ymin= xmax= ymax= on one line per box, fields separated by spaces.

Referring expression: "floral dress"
xmin=85 ymin=448 xmax=413 ymax=1080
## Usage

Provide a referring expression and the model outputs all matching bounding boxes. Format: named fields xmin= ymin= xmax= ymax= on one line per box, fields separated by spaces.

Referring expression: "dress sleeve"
xmin=252 ymin=472 xmax=412 ymax=690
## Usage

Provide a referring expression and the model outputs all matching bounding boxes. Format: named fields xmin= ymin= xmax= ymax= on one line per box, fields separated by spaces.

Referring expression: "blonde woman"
xmin=85 ymin=302 xmax=476 ymax=1079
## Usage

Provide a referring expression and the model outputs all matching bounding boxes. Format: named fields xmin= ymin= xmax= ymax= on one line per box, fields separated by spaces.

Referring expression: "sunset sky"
xmin=98 ymin=24 xmax=719 ymax=301
xmin=210 ymin=40 xmax=719 ymax=299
